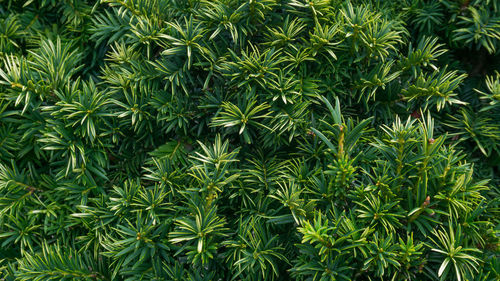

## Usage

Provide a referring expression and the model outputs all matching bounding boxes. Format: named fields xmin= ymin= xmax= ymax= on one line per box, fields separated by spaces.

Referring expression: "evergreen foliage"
xmin=0 ymin=0 xmax=499 ymax=280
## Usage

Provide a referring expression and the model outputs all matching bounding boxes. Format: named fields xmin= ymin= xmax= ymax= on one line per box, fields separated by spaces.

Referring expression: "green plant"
xmin=0 ymin=0 xmax=498 ymax=280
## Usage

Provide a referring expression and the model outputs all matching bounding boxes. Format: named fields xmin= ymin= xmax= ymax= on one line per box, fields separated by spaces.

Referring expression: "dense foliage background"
xmin=0 ymin=0 xmax=499 ymax=280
